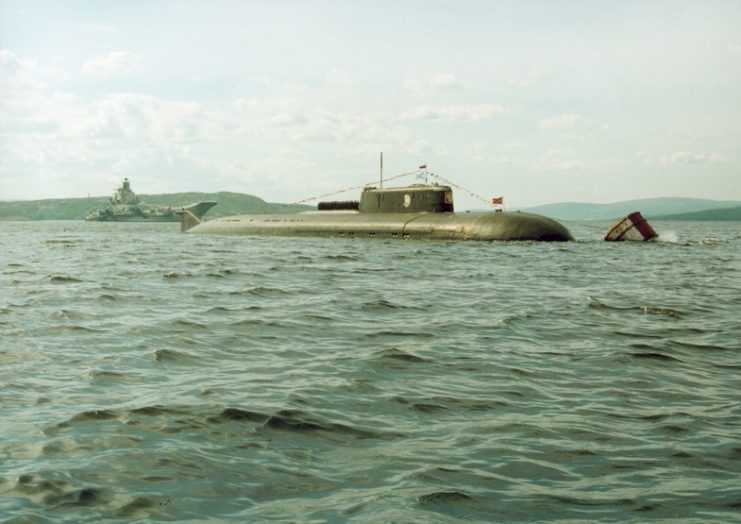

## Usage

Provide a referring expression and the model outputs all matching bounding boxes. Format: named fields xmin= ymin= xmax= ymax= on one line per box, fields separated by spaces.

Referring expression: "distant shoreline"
xmin=0 ymin=192 xmax=312 ymax=221
xmin=1 ymin=193 xmax=740 ymax=221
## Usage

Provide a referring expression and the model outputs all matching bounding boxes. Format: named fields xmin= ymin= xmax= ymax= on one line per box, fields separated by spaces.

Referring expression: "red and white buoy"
xmin=604 ymin=211 xmax=658 ymax=241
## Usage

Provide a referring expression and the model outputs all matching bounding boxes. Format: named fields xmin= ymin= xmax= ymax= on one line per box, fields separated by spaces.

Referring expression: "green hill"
xmin=5 ymin=193 xmax=740 ymax=222
xmin=655 ymin=205 xmax=741 ymax=221
xmin=0 ymin=192 xmax=312 ymax=221
xmin=522 ymin=197 xmax=741 ymax=220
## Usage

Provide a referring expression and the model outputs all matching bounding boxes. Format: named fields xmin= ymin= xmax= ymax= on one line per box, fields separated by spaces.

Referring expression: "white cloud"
xmin=403 ymin=73 xmax=470 ymax=95
xmin=657 ymin=151 xmax=723 ymax=165
xmin=536 ymin=150 xmax=585 ymax=172
xmin=430 ymin=73 xmax=470 ymax=91
xmin=0 ymin=49 xmax=71 ymax=131
xmin=506 ymin=66 xmax=551 ymax=89
xmin=539 ymin=113 xmax=608 ymax=132
xmin=325 ymin=69 xmax=353 ymax=89
xmin=50 ymin=93 xmax=211 ymax=145
xmin=0 ymin=49 xmax=45 ymax=93
xmin=0 ymin=53 xmax=227 ymax=199
xmin=81 ymin=51 xmax=143 ymax=78
xmin=250 ymin=75 xmax=310 ymax=93
xmin=540 ymin=114 xmax=584 ymax=130
xmin=502 ymin=142 xmax=528 ymax=151
xmin=401 ymin=104 xmax=504 ymax=122
xmin=538 ymin=113 xmax=608 ymax=141
xmin=233 ymin=95 xmax=426 ymax=150
xmin=468 ymin=141 xmax=526 ymax=166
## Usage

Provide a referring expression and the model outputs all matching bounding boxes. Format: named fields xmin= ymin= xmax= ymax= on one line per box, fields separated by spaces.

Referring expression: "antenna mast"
xmin=380 ymin=152 xmax=384 ymax=189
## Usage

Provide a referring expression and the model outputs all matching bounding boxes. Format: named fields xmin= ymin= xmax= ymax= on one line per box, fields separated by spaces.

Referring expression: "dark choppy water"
xmin=1 ymin=220 xmax=739 ymax=523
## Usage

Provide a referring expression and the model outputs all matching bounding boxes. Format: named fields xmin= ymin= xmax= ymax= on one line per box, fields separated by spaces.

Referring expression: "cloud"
xmin=401 ymin=104 xmax=504 ymax=122
xmin=81 ymin=51 xmax=143 ymax=78
xmin=539 ymin=114 xmax=584 ymax=130
xmin=0 ymin=49 xmax=69 ymax=132
xmin=250 ymin=75 xmax=310 ymax=93
xmin=1 ymin=53 xmax=219 ymax=195
xmin=657 ymin=151 xmax=723 ymax=165
xmin=506 ymin=66 xmax=551 ymax=89
xmin=51 ymin=92 xmax=221 ymax=148
xmin=539 ymin=113 xmax=608 ymax=132
xmin=536 ymin=150 xmax=585 ymax=172
xmin=325 ymin=69 xmax=353 ymax=89
xmin=0 ymin=49 xmax=45 ymax=93
xmin=430 ymin=73 xmax=470 ymax=91
xmin=403 ymin=73 xmax=471 ymax=95
xmin=538 ymin=113 xmax=608 ymax=141
xmin=231 ymin=95 xmax=446 ymax=160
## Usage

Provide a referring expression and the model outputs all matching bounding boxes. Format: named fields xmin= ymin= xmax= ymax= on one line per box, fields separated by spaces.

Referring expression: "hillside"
xmin=655 ymin=205 xmax=741 ymax=221
xmin=4 ymin=193 xmax=740 ymax=222
xmin=0 ymin=192 xmax=312 ymax=221
xmin=522 ymin=197 xmax=741 ymax=220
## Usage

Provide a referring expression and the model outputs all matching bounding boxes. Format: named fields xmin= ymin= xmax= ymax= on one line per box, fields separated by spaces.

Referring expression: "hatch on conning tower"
xmin=359 ymin=184 xmax=454 ymax=213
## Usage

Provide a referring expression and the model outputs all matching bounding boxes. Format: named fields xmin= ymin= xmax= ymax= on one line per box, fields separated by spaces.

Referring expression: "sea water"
xmin=1 ymin=220 xmax=739 ymax=523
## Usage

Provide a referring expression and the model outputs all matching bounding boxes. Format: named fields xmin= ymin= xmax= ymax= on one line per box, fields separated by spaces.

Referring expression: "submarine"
xmin=178 ymin=180 xmax=574 ymax=242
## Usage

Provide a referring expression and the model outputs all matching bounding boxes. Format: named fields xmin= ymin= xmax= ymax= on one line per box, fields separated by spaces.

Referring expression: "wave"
xmin=209 ymin=407 xmax=402 ymax=442
xmin=10 ymin=474 xmax=103 ymax=508
xmin=358 ymin=299 xmax=428 ymax=311
xmin=627 ymin=352 xmax=683 ymax=362
xmin=151 ymin=348 xmax=201 ymax=363
xmin=228 ymin=286 xmax=292 ymax=297
xmin=43 ymin=239 xmax=80 ymax=245
xmin=170 ymin=319 xmax=209 ymax=330
xmin=48 ymin=275 xmax=84 ymax=284
xmin=374 ymin=348 xmax=430 ymax=363
xmin=162 ymin=271 xmax=189 ymax=279
xmin=365 ymin=330 xmax=436 ymax=339
xmin=587 ymin=296 xmax=683 ymax=317
xmin=417 ymin=490 xmax=473 ymax=505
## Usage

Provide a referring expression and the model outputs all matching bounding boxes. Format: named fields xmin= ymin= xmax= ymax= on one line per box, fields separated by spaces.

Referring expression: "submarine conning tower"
xmin=357 ymin=184 xmax=454 ymax=213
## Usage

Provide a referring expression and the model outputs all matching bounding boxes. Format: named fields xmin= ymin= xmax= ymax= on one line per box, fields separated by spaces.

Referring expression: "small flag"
xmin=419 ymin=164 xmax=427 ymax=170
xmin=492 ymin=196 xmax=504 ymax=205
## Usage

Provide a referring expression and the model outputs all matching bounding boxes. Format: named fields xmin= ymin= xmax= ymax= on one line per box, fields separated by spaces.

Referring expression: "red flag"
xmin=492 ymin=196 xmax=503 ymax=205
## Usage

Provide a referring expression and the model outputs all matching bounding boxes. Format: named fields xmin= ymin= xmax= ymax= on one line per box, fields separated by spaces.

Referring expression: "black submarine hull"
xmin=183 ymin=208 xmax=573 ymax=241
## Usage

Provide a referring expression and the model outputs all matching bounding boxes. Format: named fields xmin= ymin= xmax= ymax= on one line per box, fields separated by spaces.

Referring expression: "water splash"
xmin=657 ymin=230 xmax=679 ymax=243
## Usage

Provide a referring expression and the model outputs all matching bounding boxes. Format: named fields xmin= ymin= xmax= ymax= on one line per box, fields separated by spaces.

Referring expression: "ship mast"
xmin=379 ymin=152 xmax=384 ymax=189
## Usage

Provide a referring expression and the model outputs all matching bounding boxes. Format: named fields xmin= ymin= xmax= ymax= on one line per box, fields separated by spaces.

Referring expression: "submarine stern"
xmin=177 ymin=201 xmax=218 ymax=232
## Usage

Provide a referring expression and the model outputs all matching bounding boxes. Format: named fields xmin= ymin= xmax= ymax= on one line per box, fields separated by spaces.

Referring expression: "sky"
xmin=1 ymin=0 xmax=740 ymax=208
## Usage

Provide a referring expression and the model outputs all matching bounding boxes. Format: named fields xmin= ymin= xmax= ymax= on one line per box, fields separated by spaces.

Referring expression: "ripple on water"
xmin=374 ymin=348 xmax=430 ymax=363
xmin=48 ymin=275 xmax=84 ymax=284
xmin=1 ymin=220 xmax=739 ymax=523
xmin=11 ymin=474 xmax=104 ymax=508
xmin=151 ymin=348 xmax=201 ymax=364
xmin=627 ymin=351 xmax=683 ymax=362
xmin=587 ymin=296 xmax=684 ymax=317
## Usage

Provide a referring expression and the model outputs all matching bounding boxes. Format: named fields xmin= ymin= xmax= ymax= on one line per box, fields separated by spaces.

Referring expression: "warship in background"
xmin=85 ymin=178 xmax=179 ymax=222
